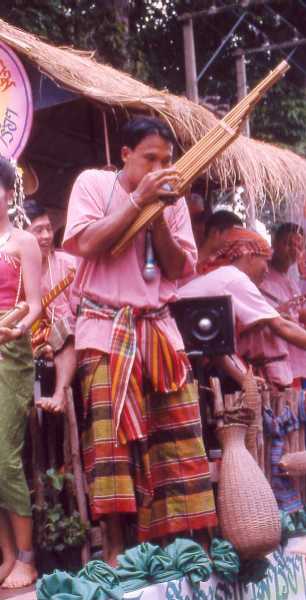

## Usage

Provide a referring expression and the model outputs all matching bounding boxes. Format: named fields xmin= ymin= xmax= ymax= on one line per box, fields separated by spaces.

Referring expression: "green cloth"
xmin=164 ymin=538 xmax=212 ymax=585
xmin=78 ymin=561 xmax=123 ymax=599
xmin=239 ymin=558 xmax=271 ymax=584
xmin=281 ymin=511 xmax=296 ymax=544
xmin=210 ymin=538 xmax=240 ymax=583
xmin=116 ymin=543 xmax=179 ymax=591
xmin=0 ymin=333 xmax=34 ymax=516
xmin=37 ymin=570 xmax=105 ymax=600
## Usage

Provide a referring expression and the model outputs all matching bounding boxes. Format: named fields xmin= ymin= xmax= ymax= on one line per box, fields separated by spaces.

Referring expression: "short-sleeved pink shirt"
xmin=63 ymin=169 xmax=197 ymax=353
xmin=260 ymin=266 xmax=306 ymax=379
xmin=179 ymin=265 xmax=278 ymax=334
xmin=179 ymin=265 xmax=295 ymax=387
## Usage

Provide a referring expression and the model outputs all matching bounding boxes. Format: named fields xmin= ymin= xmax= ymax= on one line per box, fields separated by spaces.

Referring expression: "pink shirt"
xmin=42 ymin=251 xmax=75 ymax=322
xmin=260 ymin=265 xmax=306 ymax=380
xmin=179 ymin=265 xmax=278 ymax=340
xmin=180 ymin=265 xmax=298 ymax=386
xmin=63 ymin=169 xmax=197 ymax=352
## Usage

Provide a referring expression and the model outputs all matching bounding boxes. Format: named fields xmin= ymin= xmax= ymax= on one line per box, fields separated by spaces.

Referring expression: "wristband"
xmin=129 ymin=193 xmax=141 ymax=212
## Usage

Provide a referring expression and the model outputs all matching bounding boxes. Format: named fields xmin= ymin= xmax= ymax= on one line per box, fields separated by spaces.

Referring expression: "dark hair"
xmin=205 ymin=210 xmax=243 ymax=235
xmin=121 ymin=116 xmax=176 ymax=149
xmin=273 ymin=222 xmax=304 ymax=242
xmin=0 ymin=157 xmax=16 ymax=190
xmin=23 ymin=198 xmax=48 ymax=223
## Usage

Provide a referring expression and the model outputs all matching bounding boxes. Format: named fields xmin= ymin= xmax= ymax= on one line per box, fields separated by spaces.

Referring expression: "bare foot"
xmin=0 ymin=556 xmax=15 ymax=584
xmin=1 ymin=560 xmax=38 ymax=589
xmin=107 ymin=551 xmax=120 ymax=568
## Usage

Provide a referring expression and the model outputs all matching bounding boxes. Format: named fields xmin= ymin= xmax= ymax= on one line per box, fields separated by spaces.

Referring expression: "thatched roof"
xmin=0 ymin=17 xmax=305 ymax=210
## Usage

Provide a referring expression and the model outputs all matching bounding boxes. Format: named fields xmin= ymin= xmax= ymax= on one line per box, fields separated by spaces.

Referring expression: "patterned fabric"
xmin=200 ymin=228 xmax=272 ymax=274
xmin=78 ymin=350 xmax=217 ymax=541
xmin=79 ymin=297 xmax=188 ymax=444
xmin=263 ymin=405 xmax=302 ymax=513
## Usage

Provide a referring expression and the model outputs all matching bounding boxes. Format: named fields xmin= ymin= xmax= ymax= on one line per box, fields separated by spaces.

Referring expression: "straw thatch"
xmin=0 ymin=17 xmax=306 ymax=209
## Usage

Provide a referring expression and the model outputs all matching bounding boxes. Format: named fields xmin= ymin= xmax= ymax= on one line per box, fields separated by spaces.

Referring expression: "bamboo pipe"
xmin=111 ymin=60 xmax=289 ymax=257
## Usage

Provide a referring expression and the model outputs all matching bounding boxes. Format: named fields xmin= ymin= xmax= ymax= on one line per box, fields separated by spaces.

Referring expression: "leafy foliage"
xmin=33 ymin=468 xmax=88 ymax=553
xmin=0 ymin=1 xmax=306 ymax=150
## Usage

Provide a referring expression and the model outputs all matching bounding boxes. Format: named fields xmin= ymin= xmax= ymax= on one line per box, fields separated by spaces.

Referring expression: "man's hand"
xmin=36 ymin=389 xmax=67 ymax=414
xmin=0 ymin=326 xmax=22 ymax=346
xmin=134 ymin=168 xmax=181 ymax=208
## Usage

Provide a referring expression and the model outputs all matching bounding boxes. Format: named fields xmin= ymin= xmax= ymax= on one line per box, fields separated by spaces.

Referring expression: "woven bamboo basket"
xmin=217 ymin=424 xmax=281 ymax=559
xmin=242 ymin=369 xmax=262 ymax=463
xmin=279 ymin=451 xmax=306 ymax=477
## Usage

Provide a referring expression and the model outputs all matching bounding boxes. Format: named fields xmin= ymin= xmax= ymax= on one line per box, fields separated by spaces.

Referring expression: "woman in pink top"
xmin=0 ymin=159 xmax=41 ymax=589
xmin=63 ymin=116 xmax=216 ymax=562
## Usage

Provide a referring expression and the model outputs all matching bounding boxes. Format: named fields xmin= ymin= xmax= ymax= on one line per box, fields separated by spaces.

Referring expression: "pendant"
xmin=143 ymin=228 xmax=158 ymax=281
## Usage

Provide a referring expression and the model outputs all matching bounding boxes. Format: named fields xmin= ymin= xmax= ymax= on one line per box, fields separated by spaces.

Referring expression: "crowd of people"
xmin=0 ymin=115 xmax=306 ymax=589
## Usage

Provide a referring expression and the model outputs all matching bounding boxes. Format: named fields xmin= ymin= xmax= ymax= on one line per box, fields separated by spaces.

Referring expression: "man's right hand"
xmin=134 ymin=168 xmax=181 ymax=208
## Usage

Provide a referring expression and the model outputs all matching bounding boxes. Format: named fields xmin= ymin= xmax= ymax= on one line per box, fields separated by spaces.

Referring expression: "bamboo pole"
xmin=65 ymin=388 xmax=91 ymax=565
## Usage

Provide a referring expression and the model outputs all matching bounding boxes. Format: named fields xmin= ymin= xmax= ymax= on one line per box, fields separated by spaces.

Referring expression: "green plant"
xmin=33 ymin=468 xmax=88 ymax=552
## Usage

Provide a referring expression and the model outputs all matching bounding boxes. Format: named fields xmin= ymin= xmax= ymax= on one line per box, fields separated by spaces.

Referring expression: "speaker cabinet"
xmin=170 ymin=295 xmax=235 ymax=356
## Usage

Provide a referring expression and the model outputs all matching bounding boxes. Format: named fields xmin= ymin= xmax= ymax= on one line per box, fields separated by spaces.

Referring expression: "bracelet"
xmin=129 ymin=193 xmax=141 ymax=212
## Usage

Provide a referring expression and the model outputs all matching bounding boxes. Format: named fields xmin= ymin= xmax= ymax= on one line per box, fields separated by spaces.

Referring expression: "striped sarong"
xmin=79 ymin=298 xmax=188 ymax=444
xmin=78 ymin=351 xmax=217 ymax=541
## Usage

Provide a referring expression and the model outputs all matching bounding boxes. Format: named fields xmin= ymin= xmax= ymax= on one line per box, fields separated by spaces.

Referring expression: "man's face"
xmin=248 ymin=255 xmax=269 ymax=286
xmin=27 ymin=214 xmax=53 ymax=258
xmin=0 ymin=185 xmax=12 ymax=220
xmin=121 ymin=134 xmax=173 ymax=188
xmin=273 ymin=232 xmax=303 ymax=267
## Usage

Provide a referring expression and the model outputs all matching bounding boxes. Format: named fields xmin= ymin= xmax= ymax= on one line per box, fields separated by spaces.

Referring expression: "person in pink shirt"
xmin=180 ymin=228 xmax=306 ymax=389
xmin=24 ymin=200 xmax=76 ymax=413
xmin=63 ymin=116 xmax=216 ymax=562
xmin=259 ymin=222 xmax=306 ymax=385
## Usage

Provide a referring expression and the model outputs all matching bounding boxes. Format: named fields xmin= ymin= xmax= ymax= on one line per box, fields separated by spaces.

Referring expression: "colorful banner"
xmin=124 ymin=549 xmax=306 ymax=600
xmin=0 ymin=42 xmax=33 ymax=159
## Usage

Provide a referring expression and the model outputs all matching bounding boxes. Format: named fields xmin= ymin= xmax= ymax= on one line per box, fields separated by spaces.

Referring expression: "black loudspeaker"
xmin=170 ymin=295 xmax=235 ymax=356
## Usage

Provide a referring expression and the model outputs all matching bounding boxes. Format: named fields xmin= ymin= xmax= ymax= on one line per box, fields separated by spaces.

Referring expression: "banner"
xmin=0 ymin=42 xmax=33 ymax=159
xmin=124 ymin=549 xmax=306 ymax=600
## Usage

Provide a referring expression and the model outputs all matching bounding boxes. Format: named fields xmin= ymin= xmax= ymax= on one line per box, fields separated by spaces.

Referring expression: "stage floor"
xmin=0 ymin=589 xmax=35 ymax=600
xmin=2 ymin=539 xmax=306 ymax=600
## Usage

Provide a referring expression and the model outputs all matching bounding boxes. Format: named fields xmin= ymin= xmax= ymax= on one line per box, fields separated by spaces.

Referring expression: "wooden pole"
xmin=65 ymin=388 xmax=91 ymax=565
xmin=182 ymin=18 xmax=199 ymax=103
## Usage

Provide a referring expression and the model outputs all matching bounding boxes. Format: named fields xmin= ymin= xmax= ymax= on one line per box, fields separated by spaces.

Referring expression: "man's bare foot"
xmin=0 ymin=556 xmax=15 ymax=584
xmin=1 ymin=560 xmax=38 ymax=589
xmin=107 ymin=550 xmax=120 ymax=568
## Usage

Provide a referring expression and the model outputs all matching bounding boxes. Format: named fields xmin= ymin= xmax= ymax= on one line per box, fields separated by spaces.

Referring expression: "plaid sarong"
xmin=78 ymin=350 xmax=217 ymax=540
xmin=79 ymin=298 xmax=188 ymax=444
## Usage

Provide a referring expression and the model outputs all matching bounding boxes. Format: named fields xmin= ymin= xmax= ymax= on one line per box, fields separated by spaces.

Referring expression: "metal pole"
xmin=234 ymin=49 xmax=256 ymax=227
xmin=197 ymin=12 xmax=246 ymax=82
xmin=182 ymin=18 xmax=199 ymax=102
